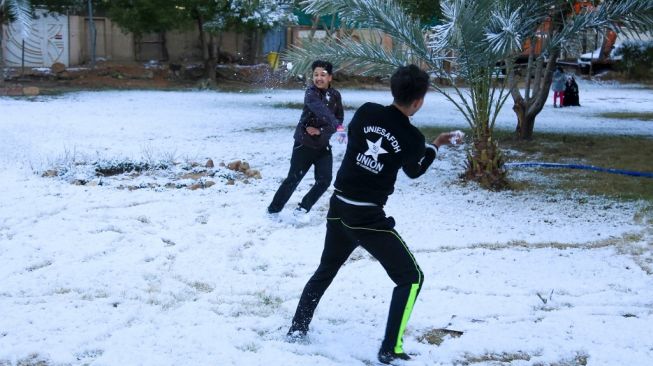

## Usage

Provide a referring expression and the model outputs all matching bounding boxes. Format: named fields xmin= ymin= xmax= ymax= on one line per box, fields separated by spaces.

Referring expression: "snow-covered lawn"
xmin=1 ymin=81 xmax=652 ymax=365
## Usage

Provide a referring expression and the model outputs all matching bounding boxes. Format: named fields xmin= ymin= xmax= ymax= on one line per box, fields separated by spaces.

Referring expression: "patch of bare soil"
xmin=1 ymin=61 xmax=195 ymax=95
xmin=41 ymin=157 xmax=262 ymax=191
xmin=1 ymin=61 xmax=389 ymax=96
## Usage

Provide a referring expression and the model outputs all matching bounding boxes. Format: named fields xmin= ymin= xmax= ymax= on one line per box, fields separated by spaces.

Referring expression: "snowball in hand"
xmin=450 ymin=130 xmax=465 ymax=145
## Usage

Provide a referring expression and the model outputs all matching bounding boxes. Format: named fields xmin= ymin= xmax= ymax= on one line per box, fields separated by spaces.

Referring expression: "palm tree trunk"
xmin=463 ymin=124 xmax=507 ymax=190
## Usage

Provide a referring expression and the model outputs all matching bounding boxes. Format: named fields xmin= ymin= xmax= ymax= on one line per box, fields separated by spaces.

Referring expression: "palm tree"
xmin=284 ymin=0 xmax=653 ymax=189
xmin=0 ymin=0 xmax=32 ymax=85
xmin=285 ymin=0 xmax=522 ymax=189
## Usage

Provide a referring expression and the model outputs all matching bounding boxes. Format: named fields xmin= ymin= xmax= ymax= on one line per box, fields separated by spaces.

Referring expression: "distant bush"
xmin=615 ymin=40 xmax=653 ymax=79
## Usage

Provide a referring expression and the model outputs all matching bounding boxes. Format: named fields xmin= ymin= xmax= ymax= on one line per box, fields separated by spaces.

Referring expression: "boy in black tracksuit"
xmin=268 ymin=60 xmax=344 ymax=214
xmin=287 ymin=65 xmax=460 ymax=364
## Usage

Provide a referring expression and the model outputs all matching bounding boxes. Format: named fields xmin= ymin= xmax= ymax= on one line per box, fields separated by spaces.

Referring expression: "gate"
xmin=2 ymin=11 xmax=69 ymax=67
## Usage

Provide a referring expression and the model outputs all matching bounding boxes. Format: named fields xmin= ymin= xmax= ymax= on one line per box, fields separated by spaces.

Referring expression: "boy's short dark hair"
xmin=311 ymin=60 xmax=333 ymax=75
xmin=390 ymin=64 xmax=430 ymax=107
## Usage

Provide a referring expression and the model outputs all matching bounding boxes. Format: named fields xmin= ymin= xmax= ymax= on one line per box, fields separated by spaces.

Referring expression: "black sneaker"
xmin=377 ymin=349 xmax=411 ymax=364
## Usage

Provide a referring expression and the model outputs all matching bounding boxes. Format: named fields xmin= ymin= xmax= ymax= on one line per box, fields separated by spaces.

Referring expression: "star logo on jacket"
xmin=364 ymin=137 xmax=388 ymax=161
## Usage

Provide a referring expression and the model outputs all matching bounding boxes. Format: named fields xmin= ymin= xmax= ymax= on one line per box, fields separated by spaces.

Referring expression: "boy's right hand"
xmin=432 ymin=130 xmax=465 ymax=148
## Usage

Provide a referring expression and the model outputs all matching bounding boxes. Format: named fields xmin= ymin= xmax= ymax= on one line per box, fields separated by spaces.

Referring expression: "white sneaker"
xmin=292 ymin=206 xmax=311 ymax=225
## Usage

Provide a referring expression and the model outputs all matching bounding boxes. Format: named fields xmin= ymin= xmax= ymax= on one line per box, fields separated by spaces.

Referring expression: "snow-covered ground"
xmin=1 ymin=80 xmax=652 ymax=366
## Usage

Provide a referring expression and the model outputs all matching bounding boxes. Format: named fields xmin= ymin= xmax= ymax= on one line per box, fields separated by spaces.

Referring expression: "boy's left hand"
xmin=336 ymin=125 xmax=347 ymax=144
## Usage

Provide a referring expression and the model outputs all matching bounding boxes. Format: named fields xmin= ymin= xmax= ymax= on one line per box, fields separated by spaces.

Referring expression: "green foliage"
xmin=397 ymin=0 xmax=440 ymax=25
xmin=597 ymin=111 xmax=653 ymax=121
xmin=615 ymin=40 xmax=653 ymax=79
xmin=30 ymin=0 xmax=110 ymax=14
xmin=31 ymin=0 xmax=296 ymax=41
xmin=33 ymin=1 xmax=223 ymax=36
xmin=199 ymin=0 xmax=231 ymax=32
xmin=203 ymin=0 xmax=296 ymax=34
xmin=107 ymin=0 xmax=190 ymax=36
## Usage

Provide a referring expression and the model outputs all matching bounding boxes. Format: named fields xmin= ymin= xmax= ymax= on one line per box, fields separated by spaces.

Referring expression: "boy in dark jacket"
xmin=268 ymin=60 xmax=344 ymax=214
xmin=287 ymin=64 xmax=461 ymax=364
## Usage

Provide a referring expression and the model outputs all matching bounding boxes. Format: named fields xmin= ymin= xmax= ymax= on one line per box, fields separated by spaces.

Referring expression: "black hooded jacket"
xmin=293 ymin=84 xmax=344 ymax=149
xmin=334 ymin=103 xmax=437 ymax=206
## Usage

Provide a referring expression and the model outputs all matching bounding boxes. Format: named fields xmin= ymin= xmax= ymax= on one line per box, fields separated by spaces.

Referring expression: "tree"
xmin=507 ymin=0 xmax=653 ymax=140
xmin=398 ymin=0 xmax=440 ymax=25
xmin=106 ymin=0 xmax=190 ymax=61
xmin=157 ymin=0 xmax=226 ymax=81
xmin=204 ymin=0 xmax=296 ymax=64
xmin=106 ymin=0 xmax=234 ymax=77
xmin=145 ymin=0 xmax=296 ymax=81
xmin=0 ymin=0 xmax=32 ymax=85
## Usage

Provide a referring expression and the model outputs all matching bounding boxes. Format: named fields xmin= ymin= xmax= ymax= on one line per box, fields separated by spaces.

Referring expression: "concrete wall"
xmin=109 ymin=22 xmax=135 ymax=61
xmin=68 ymin=16 xmax=83 ymax=65
xmin=67 ymin=17 xmax=248 ymax=66
xmin=69 ymin=15 xmax=134 ymax=65
xmin=166 ymin=28 xmax=202 ymax=62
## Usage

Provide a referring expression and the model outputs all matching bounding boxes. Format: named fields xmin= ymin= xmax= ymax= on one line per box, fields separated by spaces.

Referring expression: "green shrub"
xmin=615 ymin=40 xmax=653 ymax=79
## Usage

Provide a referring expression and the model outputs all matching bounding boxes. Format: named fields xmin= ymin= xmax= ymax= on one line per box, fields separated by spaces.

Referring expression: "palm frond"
xmin=433 ymin=1 xmax=552 ymax=66
xmin=483 ymin=1 xmax=553 ymax=58
xmin=548 ymin=0 xmax=653 ymax=51
xmin=432 ymin=0 xmax=488 ymax=53
xmin=7 ymin=0 xmax=33 ymax=39
xmin=301 ymin=0 xmax=430 ymax=62
xmin=283 ymin=35 xmax=418 ymax=77
xmin=299 ymin=0 xmax=347 ymax=18
xmin=485 ymin=5 xmax=524 ymax=56
xmin=598 ymin=0 xmax=653 ymax=38
xmin=433 ymin=0 xmax=522 ymax=77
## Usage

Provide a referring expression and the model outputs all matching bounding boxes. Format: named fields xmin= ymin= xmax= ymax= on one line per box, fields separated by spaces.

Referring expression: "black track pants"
xmin=289 ymin=194 xmax=424 ymax=353
xmin=268 ymin=143 xmax=332 ymax=213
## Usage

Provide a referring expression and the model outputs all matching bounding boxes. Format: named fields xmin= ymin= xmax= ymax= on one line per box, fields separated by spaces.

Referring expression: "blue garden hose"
xmin=505 ymin=162 xmax=653 ymax=178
